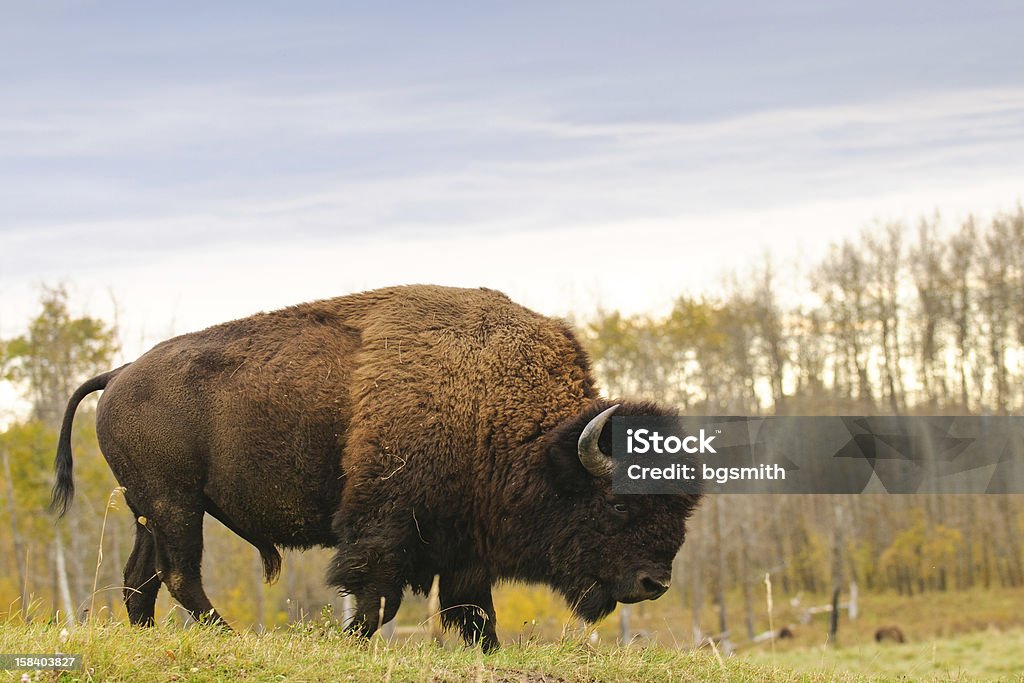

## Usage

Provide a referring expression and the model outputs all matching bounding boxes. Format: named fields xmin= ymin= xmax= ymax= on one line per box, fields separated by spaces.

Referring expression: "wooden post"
xmin=54 ymin=533 xmax=76 ymax=626
xmin=828 ymin=587 xmax=840 ymax=642
xmin=740 ymin=520 xmax=755 ymax=640
xmin=713 ymin=497 xmax=732 ymax=654
xmin=253 ymin=552 xmax=265 ymax=632
xmin=341 ymin=593 xmax=355 ymax=627
xmin=690 ymin=524 xmax=704 ymax=647
xmin=427 ymin=575 xmax=442 ymax=642
xmin=829 ymin=500 xmax=845 ymax=644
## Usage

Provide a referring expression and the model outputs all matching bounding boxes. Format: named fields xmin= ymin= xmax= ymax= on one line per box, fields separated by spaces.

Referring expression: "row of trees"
xmin=673 ymin=493 xmax=1022 ymax=645
xmin=586 ymin=206 xmax=1024 ymax=416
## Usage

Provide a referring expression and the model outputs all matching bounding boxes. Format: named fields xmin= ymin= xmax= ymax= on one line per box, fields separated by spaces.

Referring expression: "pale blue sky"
xmin=2 ymin=2 xmax=1023 ymax=380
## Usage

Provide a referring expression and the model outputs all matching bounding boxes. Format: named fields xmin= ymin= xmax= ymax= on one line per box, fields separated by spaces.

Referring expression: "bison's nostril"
xmin=640 ymin=574 xmax=669 ymax=597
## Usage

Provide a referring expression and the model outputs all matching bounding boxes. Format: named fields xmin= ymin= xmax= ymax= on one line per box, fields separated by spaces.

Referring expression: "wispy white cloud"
xmin=3 ymin=84 xmax=1022 ymax=248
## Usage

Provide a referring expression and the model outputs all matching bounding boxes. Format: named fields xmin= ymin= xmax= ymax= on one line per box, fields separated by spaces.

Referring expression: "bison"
xmin=874 ymin=625 xmax=906 ymax=643
xmin=51 ymin=285 xmax=701 ymax=650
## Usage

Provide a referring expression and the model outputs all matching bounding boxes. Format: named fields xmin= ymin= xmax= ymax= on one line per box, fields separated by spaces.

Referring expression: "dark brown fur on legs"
xmin=343 ymin=590 xmax=403 ymax=639
xmin=149 ymin=501 xmax=228 ymax=627
xmin=329 ymin=516 xmax=407 ymax=639
xmin=335 ymin=540 xmax=404 ymax=640
xmin=123 ymin=521 xmax=160 ymax=626
xmin=438 ymin=574 xmax=498 ymax=652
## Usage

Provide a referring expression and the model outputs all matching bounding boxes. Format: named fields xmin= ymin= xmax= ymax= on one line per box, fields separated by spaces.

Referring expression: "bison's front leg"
xmin=330 ymin=545 xmax=404 ymax=639
xmin=327 ymin=523 xmax=406 ymax=640
xmin=329 ymin=454 xmax=417 ymax=640
xmin=439 ymin=575 xmax=498 ymax=652
xmin=344 ymin=588 xmax=403 ymax=639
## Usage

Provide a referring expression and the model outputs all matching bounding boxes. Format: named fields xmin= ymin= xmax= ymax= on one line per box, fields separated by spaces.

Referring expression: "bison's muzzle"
xmin=618 ymin=570 xmax=672 ymax=603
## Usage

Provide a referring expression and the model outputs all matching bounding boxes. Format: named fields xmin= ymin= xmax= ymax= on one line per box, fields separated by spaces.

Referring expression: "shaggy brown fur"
xmin=51 ymin=285 xmax=701 ymax=650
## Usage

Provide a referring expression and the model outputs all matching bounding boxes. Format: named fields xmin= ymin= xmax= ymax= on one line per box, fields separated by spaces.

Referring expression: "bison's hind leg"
xmin=147 ymin=500 xmax=229 ymax=628
xmin=124 ymin=521 xmax=161 ymax=626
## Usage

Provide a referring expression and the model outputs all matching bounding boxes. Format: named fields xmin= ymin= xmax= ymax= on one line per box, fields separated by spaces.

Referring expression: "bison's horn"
xmin=577 ymin=404 xmax=619 ymax=477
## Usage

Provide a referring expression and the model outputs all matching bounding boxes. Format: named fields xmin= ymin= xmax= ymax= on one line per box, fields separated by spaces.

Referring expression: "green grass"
xmin=580 ymin=584 xmax=1024 ymax=651
xmin=2 ymin=620 xmax=1022 ymax=682
xmin=0 ymin=621 xmax=749 ymax=682
xmin=744 ymin=627 xmax=1024 ymax=682
xmin=737 ymin=585 xmax=1024 ymax=648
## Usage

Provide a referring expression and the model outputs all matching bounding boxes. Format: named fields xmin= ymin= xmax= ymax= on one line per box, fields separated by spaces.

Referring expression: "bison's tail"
xmin=50 ymin=364 xmax=130 ymax=518
xmin=260 ymin=546 xmax=283 ymax=584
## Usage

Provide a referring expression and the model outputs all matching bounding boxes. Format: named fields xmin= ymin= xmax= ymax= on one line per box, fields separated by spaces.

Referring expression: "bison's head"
xmin=519 ymin=401 xmax=702 ymax=622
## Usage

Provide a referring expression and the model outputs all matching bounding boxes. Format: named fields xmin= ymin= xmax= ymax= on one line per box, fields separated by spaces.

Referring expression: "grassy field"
xmin=744 ymin=627 xmax=1024 ymax=682
xmin=0 ymin=621 xmax=761 ymax=683
xmin=570 ymin=584 xmax=1024 ymax=650
xmin=3 ymin=583 xmax=1024 ymax=681
xmin=1 ymin=619 xmax=1022 ymax=682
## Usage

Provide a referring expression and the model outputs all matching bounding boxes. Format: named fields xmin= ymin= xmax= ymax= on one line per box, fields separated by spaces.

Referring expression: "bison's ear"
xmin=546 ymin=438 xmax=596 ymax=494
xmin=544 ymin=407 xmax=615 ymax=494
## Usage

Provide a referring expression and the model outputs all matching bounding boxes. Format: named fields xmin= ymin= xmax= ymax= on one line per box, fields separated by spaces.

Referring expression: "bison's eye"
xmin=601 ymin=500 xmax=630 ymax=533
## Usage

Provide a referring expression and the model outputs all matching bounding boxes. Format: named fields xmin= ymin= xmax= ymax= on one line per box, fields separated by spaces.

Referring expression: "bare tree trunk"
xmin=690 ymin=528 xmax=704 ymax=646
xmin=104 ymin=518 xmax=123 ymax=619
xmin=999 ymin=496 xmax=1023 ymax=587
xmin=341 ymin=593 xmax=356 ymax=629
xmin=948 ymin=218 xmax=976 ymax=411
xmin=751 ymin=257 xmax=787 ymax=413
xmin=619 ymin=605 xmax=632 ymax=642
xmin=739 ymin=519 xmax=755 ymax=641
xmin=426 ymin=575 xmax=442 ymax=642
xmin=712 ymin=497 xmax=732 ymax=653
xmin=964 ymin=496 xmax=976 ymax=589
xmin=380 ymin=616 xmax=397 ymax=641
xmin=285 ymin=552 xmax=297 ymax=623
xmin=254 ymin=552 xmax=265 ymax=631
xmin=54 ymin=533 xmax=76 ymax=626
xmin=986 ymin=309 xmax=1008 ymax=414
xmin=829 ymin=586 xmax=841 ymax=642
xmin=881 ymin=317 xmax=900 ymax=414
xmin=67 ymin=509 xmax=89 ymax=618
xmin=2 ymin=446 xmax=28 ymax=620
xmin=829 ymin=500 xmax=845 ymax=644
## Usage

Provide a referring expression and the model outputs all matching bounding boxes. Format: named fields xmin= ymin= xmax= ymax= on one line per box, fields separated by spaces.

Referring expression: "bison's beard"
xmin=564 ymin=580 xmax=619 ymax=623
